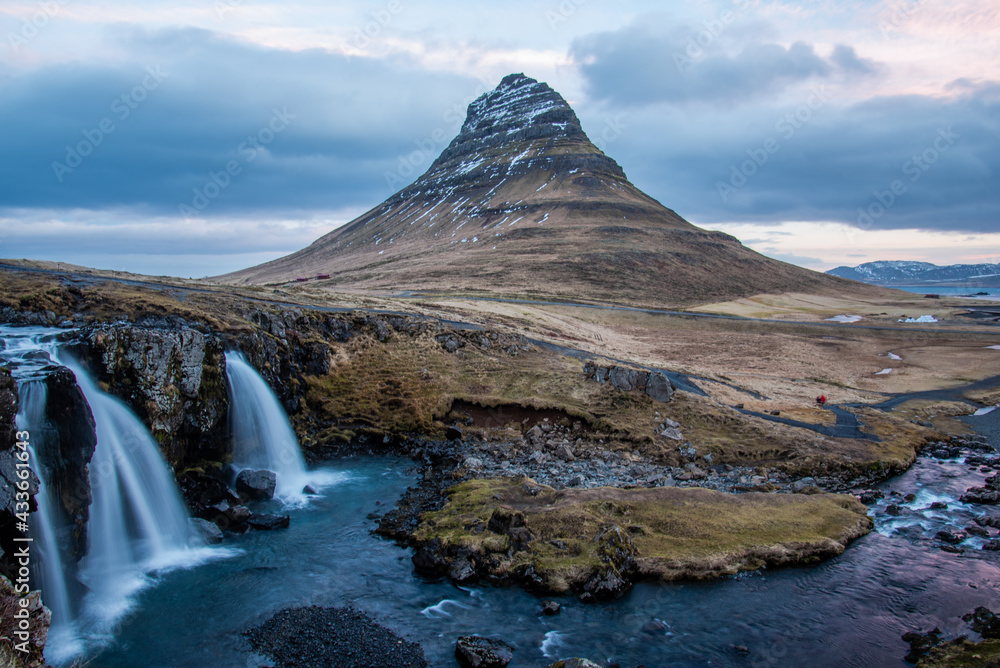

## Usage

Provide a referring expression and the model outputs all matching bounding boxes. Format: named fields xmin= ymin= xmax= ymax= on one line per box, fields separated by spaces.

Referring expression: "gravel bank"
xmin=245 ymin=606 xmax=427 ymax=668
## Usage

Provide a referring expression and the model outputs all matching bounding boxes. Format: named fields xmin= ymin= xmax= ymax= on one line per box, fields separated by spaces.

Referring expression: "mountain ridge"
xmin=219 ymin=74 xmax=885 ymax=307
xmin=828 ymin=261 xmax=1000 ymax=287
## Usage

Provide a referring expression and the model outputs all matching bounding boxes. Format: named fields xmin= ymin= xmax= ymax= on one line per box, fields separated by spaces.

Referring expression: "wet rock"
xmin=966 ymin=525 xmax=989 ymax=538
xmin=548 ymin=660 xmax=601 ymax=668
xmin=455 ymin=635 xmax=514 ymax=668
xmin=859 ymin=490 xmax=883 ymax=505
xmin=902 ymin=627 xmax=943 ymax=664
xmin=581 ymin=526 xmax=637 ymax=601
xmin=541 ymin=600 xmax=561 ymax=616
xmin=734 ymin=645 xmax=751 ymax=656
xmin=235 ymin=469 xmax=277 ymax=501
xmin=247 ymin=513 xmax=290 ymax=531
xmin=189 ymin=517 xmax=224 ymax=544
xmin=448 ymin=553 xmax=478 ymax=584
xmin=936 ymin=530 xmax=966 ymax=544
xmin=963 ymin=607 xmax=1000 ymax=639
xmin=983 ymin=540 xmax=1000 ymax=551
xmin=962 ymin=487 xmax=1000 ymax=505
xmin=929 ymin=501 xmax=948 ymax=510
xmin=303 ymin=485 xmax=317 ymax=495
xmin=412 ymin=538 xmax=449 ymax=577
xmin=642 ymin=619 xmax=670 ymax=634
xmin=940 ymin=544 xmax=963 ymax=554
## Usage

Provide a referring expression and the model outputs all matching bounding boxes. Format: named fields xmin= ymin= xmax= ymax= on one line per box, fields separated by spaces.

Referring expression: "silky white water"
xmin=15 ymin=379 xmax=85 ymax=664
xmin=0 ymin=326 xmax=233 ymax=664
xmin=225 ymin=351 xmax=335 ymax=502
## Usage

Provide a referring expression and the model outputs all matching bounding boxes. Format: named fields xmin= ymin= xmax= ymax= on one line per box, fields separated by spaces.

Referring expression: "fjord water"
xmin=92 ymin=421 xmax=1000 ymax=668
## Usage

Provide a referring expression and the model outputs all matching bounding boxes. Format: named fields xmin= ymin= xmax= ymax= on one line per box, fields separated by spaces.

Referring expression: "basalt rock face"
xmin=35 ymin=367 xmax=96 ymax=564
xmin=81 ymin=322 xmax=229 ymax=466
xmin=220 ymin=73 xmax=876 ymax=308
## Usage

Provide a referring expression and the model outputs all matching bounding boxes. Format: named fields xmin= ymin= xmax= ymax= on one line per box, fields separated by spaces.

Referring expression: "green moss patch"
xmin=414 ymin=477 xmax=871 ymax=594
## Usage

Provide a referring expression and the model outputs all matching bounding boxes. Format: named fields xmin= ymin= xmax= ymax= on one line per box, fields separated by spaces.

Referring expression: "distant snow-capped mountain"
xmin=827 ymin=261 xmax=1000 ymax=287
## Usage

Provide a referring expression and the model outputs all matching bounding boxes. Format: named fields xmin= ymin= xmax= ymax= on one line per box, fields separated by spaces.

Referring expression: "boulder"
xmin=555 ymin=444 xmax=576 ymax=462
xmin=447 ymin=426 xmax=464 ymax=441
xmin=189 ymin=517 xmax=224 ymax=544
xmin=488 ymin=507 xmax=526 ymax=535
xmin=412 ymin=538 xmax=449 ymax=577
xmin=540 ymin=600 xmax=561 ymax=616
xmin=581 ymin=526 xmax=637 ymax=601
xmin=661 ymin=427 xmax=684 ymax=441
xmin=609 ymin=367 xmax=642 ymax=393
xmin=935 ymin=530 xmax=966 ymax=545
xmin=236 ymin=469 xmax=277 ymax=501
xmin=645 ymin=372 xmax=674 ymax=403
xmin=448 ymin=553 xmax=478 ymax=584
xmin=455 ymin=635 xmax=514 ymax=668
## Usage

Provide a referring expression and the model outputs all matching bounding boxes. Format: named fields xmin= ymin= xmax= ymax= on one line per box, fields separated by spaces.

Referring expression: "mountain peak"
xmin=426 ymin=73 xmax=601 ymax=178
xmin=220 ymin=74 xmax=861 ymax=308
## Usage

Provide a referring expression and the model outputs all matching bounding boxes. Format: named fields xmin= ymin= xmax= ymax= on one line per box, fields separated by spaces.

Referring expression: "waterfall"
xmin=0 ymin=326 xmax=231 ymax=664
xmin=225 ymin=351 xmax=309 ymax=497
xmin=68 ymin=360 xmax=198 ymax=631
xmin=16 ymin=381 xmax=85 ymax=664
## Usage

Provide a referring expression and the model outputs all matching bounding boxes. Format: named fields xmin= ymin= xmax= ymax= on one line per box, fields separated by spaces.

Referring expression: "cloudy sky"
xmin=1 ymin=0 xmax=997 ymax=277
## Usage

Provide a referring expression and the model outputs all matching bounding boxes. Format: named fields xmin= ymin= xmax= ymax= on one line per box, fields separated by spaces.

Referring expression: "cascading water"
xmin=1 ymin=326 xmax=232 ymax=664
xmin=68 ymin=360 xmax=200 ymax=629
xmin=225 ymin=351 xmax=314 ymax=501
xmin=15 ymin=380 xmax=84 ymax=664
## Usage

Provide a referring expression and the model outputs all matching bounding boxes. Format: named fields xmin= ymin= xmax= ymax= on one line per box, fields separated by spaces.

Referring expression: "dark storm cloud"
xmin=569 ymin=18 xmax=870 ymax=107
xmin=0 ymin=27 xmax=478 ymax=217
xmin=587 ymin=80 xmax=1000 ymax=234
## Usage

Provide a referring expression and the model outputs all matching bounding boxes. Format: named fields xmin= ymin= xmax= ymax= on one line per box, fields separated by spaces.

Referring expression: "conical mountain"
xmin=221 ymin=73 xmax=870 ymax=306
